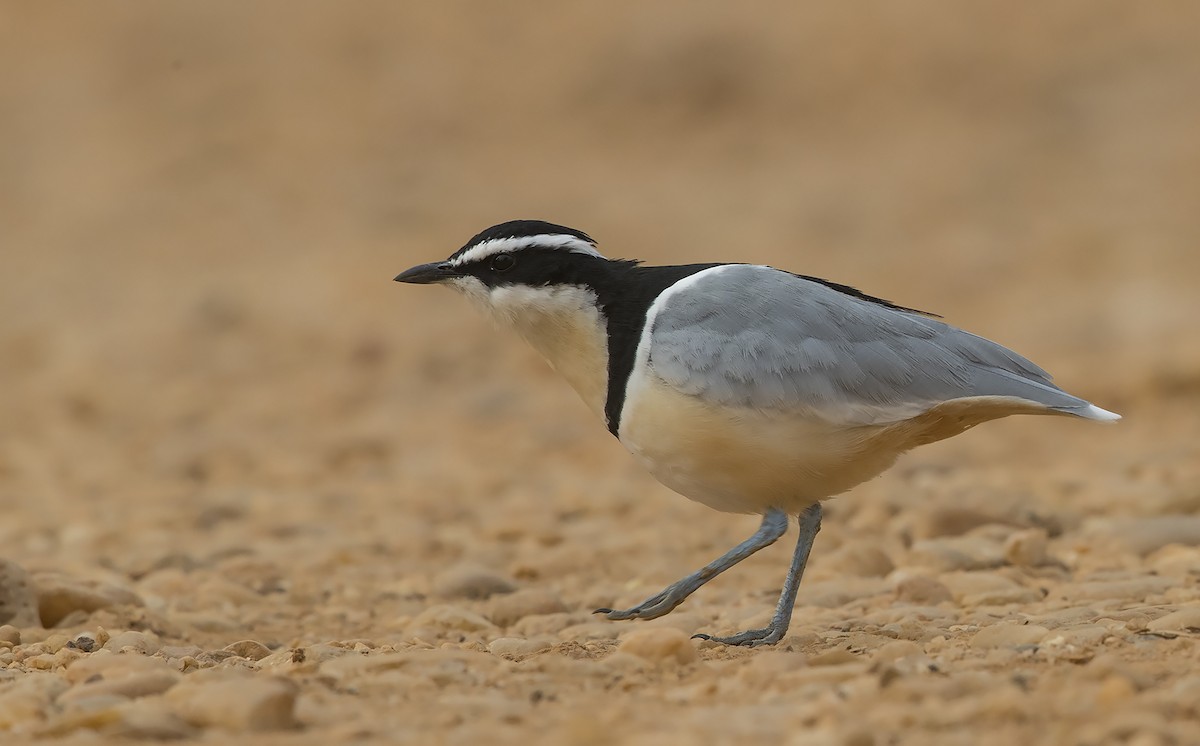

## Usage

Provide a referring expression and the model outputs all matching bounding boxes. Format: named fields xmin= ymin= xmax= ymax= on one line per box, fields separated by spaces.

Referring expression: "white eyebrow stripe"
xmin=449 ymin=234 xmax=604 ymax=266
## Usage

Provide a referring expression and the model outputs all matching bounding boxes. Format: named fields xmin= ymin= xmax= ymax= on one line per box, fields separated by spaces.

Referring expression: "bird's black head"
xmin=394 ymin=219 xmax=626 ymax=301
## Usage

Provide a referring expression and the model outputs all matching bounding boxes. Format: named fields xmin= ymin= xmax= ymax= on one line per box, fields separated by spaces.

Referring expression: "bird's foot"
xmin=693 ymin=624 xmax=786 ymax=647
xmin=593 ymin=579 xmax=694 ymax=621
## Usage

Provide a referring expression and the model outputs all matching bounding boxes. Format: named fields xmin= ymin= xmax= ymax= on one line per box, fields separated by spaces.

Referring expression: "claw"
xmin=691 ymin=626 xmax=784 ymax=647
xmin=600 ymin=606 xmax=651 ymax=621
xmin=592 ymin=608 xmax=613 ymax=615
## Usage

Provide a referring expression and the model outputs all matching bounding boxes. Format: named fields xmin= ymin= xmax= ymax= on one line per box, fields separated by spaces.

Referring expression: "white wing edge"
xmin=1081 ymin=404 xmax=1122 ymax=422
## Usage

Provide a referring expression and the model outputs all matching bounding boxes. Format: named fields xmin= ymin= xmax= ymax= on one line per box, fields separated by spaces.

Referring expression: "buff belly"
xmin=616 ymin=374 xmax=894 ymax=513
xmin=617 ymin=370 xmax=1059 ymax=515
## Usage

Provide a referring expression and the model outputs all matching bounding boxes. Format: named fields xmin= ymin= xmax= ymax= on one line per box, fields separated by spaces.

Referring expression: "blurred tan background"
xmin=2 ymin=2 xmax=1199 ymax=744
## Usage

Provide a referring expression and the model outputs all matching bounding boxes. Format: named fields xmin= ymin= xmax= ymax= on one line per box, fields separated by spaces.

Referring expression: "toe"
xmin=692 ymin=626 xmax=783 ymax=646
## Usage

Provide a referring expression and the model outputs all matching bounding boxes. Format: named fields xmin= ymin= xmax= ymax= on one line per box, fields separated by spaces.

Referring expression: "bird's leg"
xmin=595 ymin=508 xmax=789 ymax=622
xmin=695 ymin=502 xmax=822 ymax=646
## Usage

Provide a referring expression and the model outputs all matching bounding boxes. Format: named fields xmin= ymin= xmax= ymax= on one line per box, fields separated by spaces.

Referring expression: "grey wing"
xmin=648 ymin=264 xmax=1106 ymax=425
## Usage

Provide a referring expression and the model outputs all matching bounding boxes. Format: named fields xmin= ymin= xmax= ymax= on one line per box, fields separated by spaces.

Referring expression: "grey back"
xmin=648 ymin=265 xmax=1091 ymax=424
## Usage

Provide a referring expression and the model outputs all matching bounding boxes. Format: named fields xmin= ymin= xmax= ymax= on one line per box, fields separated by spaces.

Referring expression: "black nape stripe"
xmin=598 ymin=264 xmax=722 ymax=436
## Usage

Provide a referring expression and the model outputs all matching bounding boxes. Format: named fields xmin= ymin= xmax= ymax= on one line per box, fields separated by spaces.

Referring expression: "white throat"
xmin=451 ymin=279 xmax=610 ymax=420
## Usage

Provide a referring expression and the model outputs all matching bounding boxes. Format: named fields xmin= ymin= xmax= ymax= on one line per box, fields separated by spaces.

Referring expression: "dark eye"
xmin=490 ymin=253 xmax=516 ymax=272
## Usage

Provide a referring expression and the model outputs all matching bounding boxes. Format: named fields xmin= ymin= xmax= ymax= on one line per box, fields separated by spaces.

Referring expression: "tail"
xmin=967 ymin=367 xmax=1121 ymax=423
xmin=1066 ymin=403 xmax=1122 ymax=423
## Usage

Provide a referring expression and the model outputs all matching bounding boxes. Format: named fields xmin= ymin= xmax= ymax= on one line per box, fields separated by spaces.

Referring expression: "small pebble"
xmin=798 ymin=577 xmax=889 ymax=607
xmin=598 ymin=651 xmax=650 ymax=675
xmin=970 ymin=623 xmax=1049 ymax=649
xmin=0 ymin=624 xmax=21 ymax=646
xmin=487 ymin=636 xmax=554 ymax=658
xmin=34 ymin=696 xmax=129 ymax=737
xmin=254 ymin=642 xmax=345 ymax=671
xmin=617 ymin=628 xmax=698 ymax=665
xmin=489 ymin=588 xmax=569 ymax=627
xmin=58 ymin=670 xmax=181 ymax=704
xmin=879 ymin=620 xmax=929 ymax=641
xmin=907 ymin=537 xmax=1005 ymax=571
xmin=174 ymin=611 xmax=239 ymax=632
xmin=807 ymin=648 xmax=860 ymax=667
xmin=557 ymin=622 xmax=619 ymax=641
xmin=1004 ymin=529 xmax=1050 ymax=567
xmin=103 ymin=630 xmax=161 ymax=655
xmin=251 ymin=648 xmax=312 ymax=671
xmin=1041 ymin=624 xmax=1113 ymax=648
xmin=628 ymin=610 xmax=707 ymax=636
xmin=0 ymin=673 xmax=71 ymax=729
xmin=1056 ymin=577 xmax=1174 ymax=603
xmin=212 ymin=556 xmax=286 ymax=594
xmin=432 ymin=564 xmax=517 ymax=600
xmin=408 ymin=605 xmax=499 ymax=634
xmin=108 ymin=702 xmax=197 ymax=740
xmin=961 ymin=587 xmax=1044 ymax=607
xmin=511 ymin=611 xmax=578 ymax=637
xmin=26 ymin=652 xmax=62 ymax=670
xmin=893 ymin=575 xmax=954 ymax=605
xmin=0 ymin=559 xmax=40 ymax=627
xmin=826 ymin=542 xmax=895 ymax=577
xmin=320 ymin=648 xmax=502 ymax=687
xmin=295 ymin=643 xmax=350 ymax=664
xmin=165 ymin=673 xmax=298 ymax=732
xmin=733 ymin=650 xmax=808 ymax=688
xmin=65 ymin=650 xmax=175 ymax=684
xmin=1149 ymin=545 xmax=1200 ymax=576
xmin=33 ymin=573 xmax=143 ymax=628
xmin=1086 ymin=515 xmax=1200 ymax=555
xmin=1146 ymin=607 xmax=1200 ymax=632
xmin=916 ymin=508 xmax=1009 ymax=539
xmin=939 ymin=571 xmax=1020 ymax=601
xmin=871 ymin=640 xmax=923 ymax=664
xmin=160 ymin=644 xmax=203 ymax=660
xmin=1028 ymin=606 xmax=1102 ymax=629
xmin=223 ymin=640 xmax=272 ymax=661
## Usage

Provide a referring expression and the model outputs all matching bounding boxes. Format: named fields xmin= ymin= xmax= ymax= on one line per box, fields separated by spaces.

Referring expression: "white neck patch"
xmin=449 ymin=234 xmax=604 ymax=267
xmin=482 ymin=283 xmax=611 ymax=421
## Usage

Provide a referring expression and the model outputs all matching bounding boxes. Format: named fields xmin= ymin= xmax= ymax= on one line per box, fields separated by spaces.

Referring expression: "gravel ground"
xmin=2 ymin=3 xmax=1199 ymax=744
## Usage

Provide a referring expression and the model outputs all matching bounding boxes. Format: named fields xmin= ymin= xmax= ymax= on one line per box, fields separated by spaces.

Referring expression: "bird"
xmin=395 ymin=219 xmax=1120 ymax=646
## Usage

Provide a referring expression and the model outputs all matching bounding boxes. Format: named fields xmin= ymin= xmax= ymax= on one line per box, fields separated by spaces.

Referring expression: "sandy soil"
xmin=2 ymin=3 xmax=1200 ymax=744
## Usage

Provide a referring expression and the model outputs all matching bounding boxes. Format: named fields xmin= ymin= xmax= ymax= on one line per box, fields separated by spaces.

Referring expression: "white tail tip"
xmin=1083 ymin=404 xmax=1122 ymax=422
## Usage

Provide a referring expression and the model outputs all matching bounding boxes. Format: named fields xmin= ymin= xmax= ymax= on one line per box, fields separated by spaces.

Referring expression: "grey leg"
xmin=694 ymin=502 xmax=822 ymax=646
xmin=595 ymin=508 xmax=789 ymax=622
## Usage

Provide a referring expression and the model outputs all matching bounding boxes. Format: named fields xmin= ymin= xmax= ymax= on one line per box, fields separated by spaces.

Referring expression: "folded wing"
xmin=647 ymin=265 xmax=1113 ymax=426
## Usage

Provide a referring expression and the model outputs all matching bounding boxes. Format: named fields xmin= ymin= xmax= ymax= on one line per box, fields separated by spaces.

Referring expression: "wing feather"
xmin=647 ymin=265 xmax=1094 ymax=425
